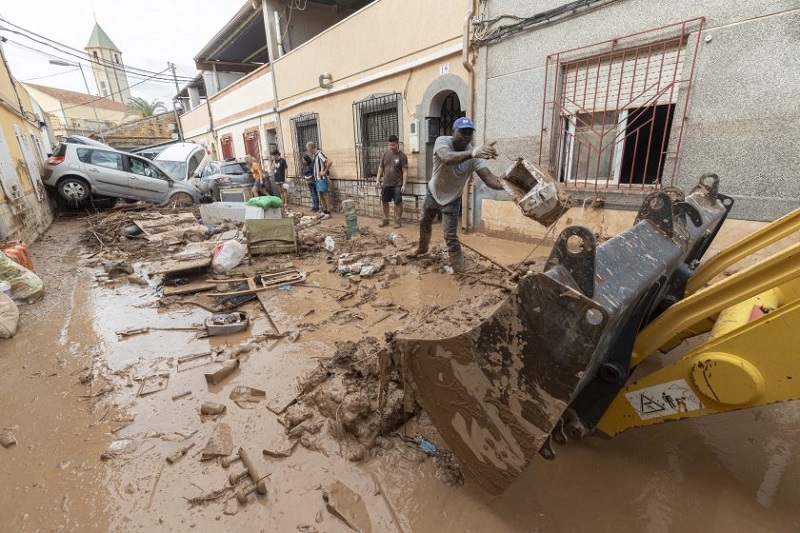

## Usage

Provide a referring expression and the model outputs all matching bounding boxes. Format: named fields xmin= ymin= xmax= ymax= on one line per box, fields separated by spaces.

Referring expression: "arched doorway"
xmin=424 ymin=91 xmax=464 ymax=180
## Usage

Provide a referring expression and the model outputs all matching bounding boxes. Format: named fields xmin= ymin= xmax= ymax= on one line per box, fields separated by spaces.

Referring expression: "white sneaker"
xmin=322 ymin=213 xmax=332 ymax=220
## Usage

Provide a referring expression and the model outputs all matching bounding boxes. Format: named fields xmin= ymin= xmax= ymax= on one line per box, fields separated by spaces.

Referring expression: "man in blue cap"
xmin=409 ymin=116 xmax=504 ymax=271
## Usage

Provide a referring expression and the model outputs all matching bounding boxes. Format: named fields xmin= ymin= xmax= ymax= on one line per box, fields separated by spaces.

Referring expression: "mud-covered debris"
xmin=229 ymin=385 xmax=266 ymax=408
xmin=102 ymin=261 xmax=134 ymax=278
xmin=201 ymin=423 xmax=233 ymax=460
xmin=281 ymin=338 xmax=411 ymax=462
xmin=101 ymin=439 xmax=138 ymax=460
xmin=323 ymin=480 xmax=373 ymax=533
xmin=200 ymin=401 xmax=227 ymax=415
xmin=204 ymin=358 xmax=239 ymax=385
xmin=0 ymin=427 xmax=18 ymax=448
xmin=262 ymin=439 xmax=300 ymax=459
xmin=337 ymin=254 xmax=385 ymax=278
xmin=434 ymin=450 xmax=465 ymax=487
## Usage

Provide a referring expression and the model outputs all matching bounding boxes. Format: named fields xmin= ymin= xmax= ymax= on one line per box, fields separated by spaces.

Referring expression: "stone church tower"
xmin=85 ymin=23 xmax=131 ymax=104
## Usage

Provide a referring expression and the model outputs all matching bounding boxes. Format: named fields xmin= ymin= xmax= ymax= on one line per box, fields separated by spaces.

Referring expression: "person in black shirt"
xmin=271 ymin=150 xmax=288 ymax=205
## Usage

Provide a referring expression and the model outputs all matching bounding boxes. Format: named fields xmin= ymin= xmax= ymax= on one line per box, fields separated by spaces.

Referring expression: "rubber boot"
xmin=449 ymin=250 xmax=465 ymax=272
xmin=408 ymin=232 xmax=431 ymax=258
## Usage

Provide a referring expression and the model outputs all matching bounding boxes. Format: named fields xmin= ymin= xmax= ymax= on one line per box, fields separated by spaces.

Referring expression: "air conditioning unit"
xmin=409 ymin=120 xmax=420 ymax=153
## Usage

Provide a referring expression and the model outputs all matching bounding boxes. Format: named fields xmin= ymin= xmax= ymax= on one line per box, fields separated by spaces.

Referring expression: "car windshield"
xmin=157 ymin=161 xmax=187 ymax=180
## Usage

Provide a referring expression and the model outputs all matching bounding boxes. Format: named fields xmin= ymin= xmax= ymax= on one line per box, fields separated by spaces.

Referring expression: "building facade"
xmin=180 ymin=0 xmax=472 ymax=219
xmin=0 ymin=44 xmax=55 ymax=242
xmin=471 ymin=0 xmax=800 ymax=239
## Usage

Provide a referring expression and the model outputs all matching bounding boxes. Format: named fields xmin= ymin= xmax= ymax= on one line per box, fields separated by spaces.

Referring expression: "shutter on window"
xmin=562 ymin=43 xmax=685 ymax=114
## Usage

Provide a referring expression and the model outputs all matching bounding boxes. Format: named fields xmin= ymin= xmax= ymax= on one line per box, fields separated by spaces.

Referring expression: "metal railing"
xmin=353 ymin=93 xmax=401 ymax=183
xmin=539 ymin=18 xmax=704 ymax=191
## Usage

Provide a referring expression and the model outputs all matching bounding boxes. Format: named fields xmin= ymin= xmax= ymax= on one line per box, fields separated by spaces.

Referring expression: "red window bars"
xmin=539 ymin=18 xmax=704 ymax=191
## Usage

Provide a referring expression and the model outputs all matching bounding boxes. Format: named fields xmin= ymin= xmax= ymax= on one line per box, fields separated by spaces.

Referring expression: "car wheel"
xmin=169 ymin=192 xmax=194 ymax=206
xmin=58 ymin=177 xmax=90 ymax=202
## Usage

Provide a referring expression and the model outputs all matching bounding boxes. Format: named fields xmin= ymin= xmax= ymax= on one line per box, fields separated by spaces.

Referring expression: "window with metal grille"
xmin=353 ymin=93 xmax=401 ymax=181
xmin=540 ymin=18 xmax=703 ymax=191
xmin=291 ymin=112 xmax=320 ymax=175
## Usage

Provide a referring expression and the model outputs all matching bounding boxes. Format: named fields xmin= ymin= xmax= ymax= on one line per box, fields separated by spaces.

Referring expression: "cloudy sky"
xmin=0 ymin=0 xmax=246 ymax=107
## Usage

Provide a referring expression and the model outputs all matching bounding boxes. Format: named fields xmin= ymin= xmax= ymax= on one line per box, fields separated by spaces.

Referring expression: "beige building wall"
xmin=277 ymin=57 xmax=465 ymax=182
xmin=181 ymin=67 xmax=278 ymax=165
xmin=273 ymin=0 xmax=467 ymax=181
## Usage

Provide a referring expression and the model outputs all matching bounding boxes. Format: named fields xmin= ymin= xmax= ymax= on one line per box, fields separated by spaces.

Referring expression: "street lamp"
xmin=49 ymin=59 xmax=106 ymax=142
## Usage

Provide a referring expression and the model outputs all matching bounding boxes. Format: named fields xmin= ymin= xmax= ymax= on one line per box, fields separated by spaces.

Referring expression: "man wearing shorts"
xmin=271 ymin=150 xmax=288 ymax=205
xmin=376 ymin=135 xmax=408 ymax=228
xmin=306 ymin=141 xmax=333 ymax=219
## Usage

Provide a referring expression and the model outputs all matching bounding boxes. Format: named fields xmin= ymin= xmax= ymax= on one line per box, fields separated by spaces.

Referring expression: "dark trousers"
xmin=419 ymin=189 xmax=461 ymax=252
xmin=307 ymin=180 xmax=319 ymax=209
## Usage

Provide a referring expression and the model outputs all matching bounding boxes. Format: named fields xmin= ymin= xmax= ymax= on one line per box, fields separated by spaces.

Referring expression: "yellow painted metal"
xmin=687 ymin=206 xmax=800 ymax=295
xmin=630 ymin=242 xmax=800 ymax=368
xmin=597 ymin=295 xmax=800 ymax=436
xmin=708 ymin=288 xmax=783 ymax=339
xmin=690 ymin=352 xmax=764 ymax=405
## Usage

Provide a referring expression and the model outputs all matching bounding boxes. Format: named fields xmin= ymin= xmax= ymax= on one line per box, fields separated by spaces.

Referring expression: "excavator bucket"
xmin=393 ymin=273 xmax=608 ymax=495
xmin=393 ymin=173 xmax=733 ymax=495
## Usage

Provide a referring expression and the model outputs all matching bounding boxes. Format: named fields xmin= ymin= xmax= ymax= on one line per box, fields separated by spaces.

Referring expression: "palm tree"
xmin=125 ymin=97 xmax=167 ymax=118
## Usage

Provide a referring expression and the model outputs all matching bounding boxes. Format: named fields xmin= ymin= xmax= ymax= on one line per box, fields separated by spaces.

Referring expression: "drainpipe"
xmin=263 ymin=0 xmax=288 ymax=161
xmin=203 ymin=78 xmax=217 ymax=150
xmin=461 ymin=0 xmax=477 ymax=231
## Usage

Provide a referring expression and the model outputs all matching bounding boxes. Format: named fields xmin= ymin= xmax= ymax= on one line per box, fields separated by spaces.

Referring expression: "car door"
xmin=198 ymin=161 xmax=220 ymax=195
xmin=125 ymin=155 xmax=171 ymax=202
xmin=81 ymin=148 xmax=128 ymax=197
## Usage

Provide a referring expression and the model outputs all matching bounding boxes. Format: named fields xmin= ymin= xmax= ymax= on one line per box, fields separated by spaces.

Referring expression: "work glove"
xmin=471 ymin=140 xmax=498 ymax=160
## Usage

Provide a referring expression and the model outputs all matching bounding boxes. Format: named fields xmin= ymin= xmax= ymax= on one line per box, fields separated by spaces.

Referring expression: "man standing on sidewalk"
xmin=376 ymin=135 xmax=409 ymax=228
xmin=306 ymin=141 xmax=333 ymax=219
xmin=409 ymin=117 xmax=504 ymax=272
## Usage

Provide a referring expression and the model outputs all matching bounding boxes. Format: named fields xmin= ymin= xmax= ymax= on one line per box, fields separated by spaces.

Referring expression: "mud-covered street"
xmin=2 ymin=211 xmax=800 ymax=533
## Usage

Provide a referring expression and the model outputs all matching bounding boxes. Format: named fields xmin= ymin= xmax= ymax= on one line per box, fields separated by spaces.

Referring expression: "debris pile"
xmin=280 ymin=337 xmax=410 ymax=462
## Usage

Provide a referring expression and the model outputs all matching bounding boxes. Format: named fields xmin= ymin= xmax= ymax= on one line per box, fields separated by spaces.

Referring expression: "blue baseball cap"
xmin=452 ymin=117 xmax=475 ymax=131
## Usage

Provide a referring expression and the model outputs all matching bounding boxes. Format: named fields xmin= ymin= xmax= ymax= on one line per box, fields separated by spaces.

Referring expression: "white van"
xmin=154 ymin=142 xmax=209 ymax=183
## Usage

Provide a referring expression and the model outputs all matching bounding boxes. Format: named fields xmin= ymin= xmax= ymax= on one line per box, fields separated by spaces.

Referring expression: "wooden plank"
xmin=144 ymin=257 xmax=212 ymax=276
xmin=163 ymin=281 xmax=218 ymax=296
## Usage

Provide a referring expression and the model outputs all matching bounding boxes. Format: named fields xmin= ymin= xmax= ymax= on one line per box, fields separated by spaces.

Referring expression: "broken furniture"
xmin=245 ymin=218 xmax=298 ymax=259
xmin=219 ymin=187 xmax=254 ymax=203
xmin=207 ymin=270 xmax=307 ymax=298
xmin=232 ymin=447 xmax=267 ymax=504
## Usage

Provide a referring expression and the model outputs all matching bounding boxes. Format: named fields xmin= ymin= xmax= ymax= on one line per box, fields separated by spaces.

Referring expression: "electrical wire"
xmin=21 ymin=67 xmax=79 ymax=81
xmin=3 ymin=37 xmax=186 ymax=86
xmin=472 ymin=0 xmax=611 ymax=46
xmin=0 ymin=16 xmax=196 ymax=81
xmin=0 ymin=18 xmax=195 ymax=82
xmin=42 ymin=68 xmax=171 ymax=114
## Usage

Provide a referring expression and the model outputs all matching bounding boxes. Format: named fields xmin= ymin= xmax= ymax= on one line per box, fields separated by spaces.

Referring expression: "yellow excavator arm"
xmin=598 ymin=212 xmax=800 ymax=435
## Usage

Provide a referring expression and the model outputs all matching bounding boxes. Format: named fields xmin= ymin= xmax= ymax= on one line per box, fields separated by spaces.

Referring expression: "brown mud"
xmin=1 ymin=211 xmax=799 ymax=532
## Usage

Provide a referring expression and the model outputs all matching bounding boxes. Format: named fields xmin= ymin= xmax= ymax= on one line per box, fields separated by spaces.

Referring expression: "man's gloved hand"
xmin=471 ymin=140 xmax=498 ymax=160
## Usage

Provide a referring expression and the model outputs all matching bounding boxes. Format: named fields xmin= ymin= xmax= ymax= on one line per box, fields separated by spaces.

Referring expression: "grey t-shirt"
xmin=429 ymin=136 xmax=488 ymax=205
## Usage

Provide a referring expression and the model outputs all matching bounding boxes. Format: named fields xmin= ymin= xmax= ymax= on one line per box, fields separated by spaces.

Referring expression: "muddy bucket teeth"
xmin=393 ymin=272 xmax=608 ymax=495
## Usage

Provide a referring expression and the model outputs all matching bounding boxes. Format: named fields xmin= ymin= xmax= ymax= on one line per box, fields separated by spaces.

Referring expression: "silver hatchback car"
xmin=43 ymin=143 xmax=204 ymax=205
